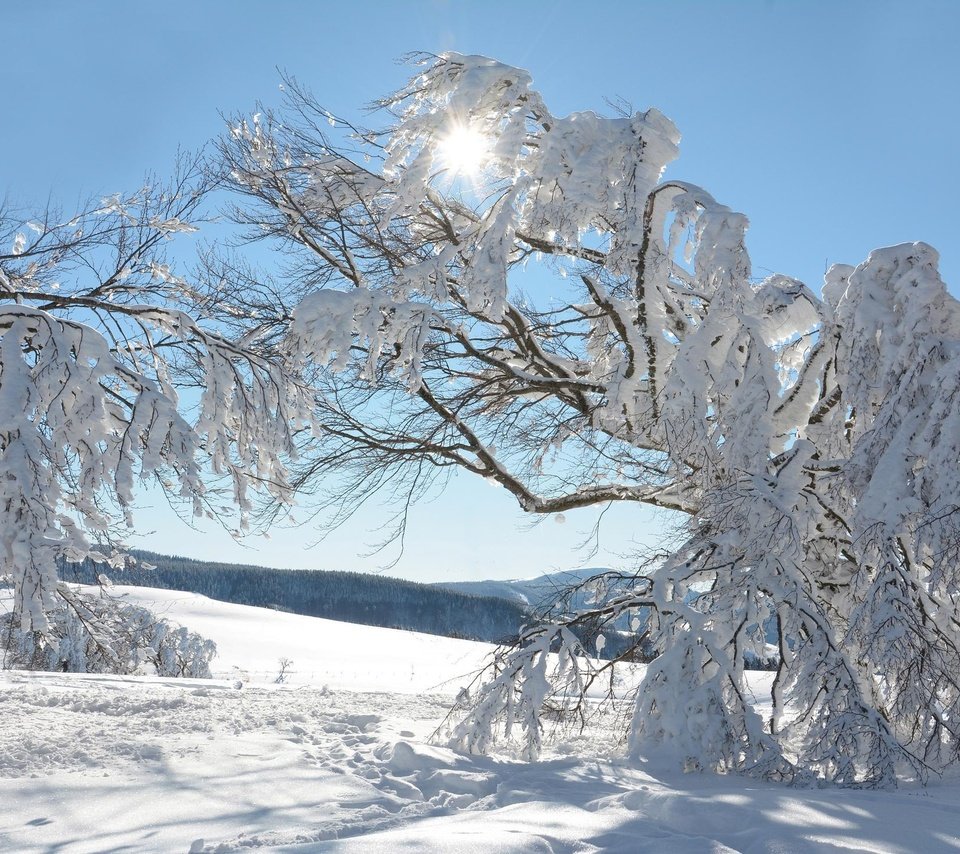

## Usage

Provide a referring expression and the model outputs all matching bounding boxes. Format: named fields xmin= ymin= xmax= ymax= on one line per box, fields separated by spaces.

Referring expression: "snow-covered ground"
xmin=3 ymin=587 xmax=960 ymax=853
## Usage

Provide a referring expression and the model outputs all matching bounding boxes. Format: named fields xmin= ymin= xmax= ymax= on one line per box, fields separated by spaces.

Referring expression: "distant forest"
xmin=57 ymin=551 xmax=529 ymax=645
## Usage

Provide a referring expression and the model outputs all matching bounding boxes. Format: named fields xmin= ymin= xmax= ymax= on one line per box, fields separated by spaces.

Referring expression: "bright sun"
xmin=435 ymin=124 xmax=489 ymax=178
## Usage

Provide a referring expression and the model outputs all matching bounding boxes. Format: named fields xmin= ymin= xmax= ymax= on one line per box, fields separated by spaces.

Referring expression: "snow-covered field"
xmin=3 ymin=587 xmax=960 ymax=853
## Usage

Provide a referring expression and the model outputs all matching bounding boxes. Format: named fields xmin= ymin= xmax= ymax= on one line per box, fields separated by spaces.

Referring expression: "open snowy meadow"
xmin=2 ymin=586 xmax=960 ymax=853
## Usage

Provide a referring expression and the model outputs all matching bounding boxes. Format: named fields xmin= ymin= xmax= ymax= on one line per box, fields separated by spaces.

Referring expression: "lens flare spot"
xmin=436 ymin=124 xmax=490 ymax=178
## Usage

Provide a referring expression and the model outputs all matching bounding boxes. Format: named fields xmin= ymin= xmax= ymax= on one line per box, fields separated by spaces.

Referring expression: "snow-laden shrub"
xmin=1 ymin=585 xmax=216 ymax=677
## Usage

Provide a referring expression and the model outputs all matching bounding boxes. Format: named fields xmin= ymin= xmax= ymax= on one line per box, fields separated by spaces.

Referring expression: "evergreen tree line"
xmin=57 ymin=551 xmax=528 ymax=644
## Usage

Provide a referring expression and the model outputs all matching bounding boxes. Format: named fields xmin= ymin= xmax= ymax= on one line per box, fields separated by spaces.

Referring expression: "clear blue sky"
xmin=4 ymin=1 xmax=958 ymax=581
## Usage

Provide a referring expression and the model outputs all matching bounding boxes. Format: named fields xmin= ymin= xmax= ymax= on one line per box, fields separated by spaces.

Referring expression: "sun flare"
xmin=435 ymin=123 xmax=490 ymax=178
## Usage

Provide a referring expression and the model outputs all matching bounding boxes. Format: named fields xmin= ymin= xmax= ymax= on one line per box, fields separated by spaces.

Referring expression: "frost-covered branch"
xmin=0 ymin=157 xmax=310 ymax=632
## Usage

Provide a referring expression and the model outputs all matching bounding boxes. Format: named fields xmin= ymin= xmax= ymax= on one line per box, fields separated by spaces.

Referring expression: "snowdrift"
xmin=1 ymin=586 xmax=959 ymax=853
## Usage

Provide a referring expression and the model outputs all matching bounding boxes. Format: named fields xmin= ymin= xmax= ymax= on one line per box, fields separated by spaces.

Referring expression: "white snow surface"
xmin=2 ymin=586 xmax=960 ymax=853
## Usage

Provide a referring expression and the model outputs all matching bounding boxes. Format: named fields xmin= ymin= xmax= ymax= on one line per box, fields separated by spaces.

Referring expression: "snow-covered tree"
xmin=218 ymin=54 xmax=960 ymax=787
xmin=0 ymin=580 xmax=217 ymax=677
xmin=0 ymin=156 xmax=309 ymax=635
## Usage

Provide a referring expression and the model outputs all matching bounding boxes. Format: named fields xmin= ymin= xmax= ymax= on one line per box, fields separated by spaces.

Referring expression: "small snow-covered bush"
xmin=1 ymin=584 xmax=216 ymax=678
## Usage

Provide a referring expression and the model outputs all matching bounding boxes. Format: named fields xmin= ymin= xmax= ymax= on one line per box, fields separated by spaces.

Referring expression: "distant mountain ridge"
xmin=57 ymin=552 xmax=633 ymax=651
xmin=430 ymin=567 xmax=613 ymax=611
